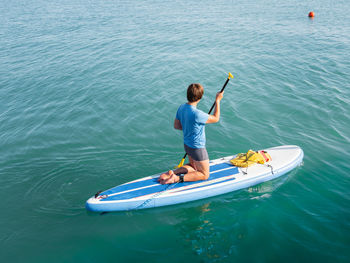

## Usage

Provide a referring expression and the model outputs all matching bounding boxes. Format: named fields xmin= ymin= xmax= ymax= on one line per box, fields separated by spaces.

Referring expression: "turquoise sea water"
xmin=1 ymin=0 xmax=349 ymax=262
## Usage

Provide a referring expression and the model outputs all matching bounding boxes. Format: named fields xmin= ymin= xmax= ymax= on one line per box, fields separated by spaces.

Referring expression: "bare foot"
xmin=158 ymin=170 xmax=173 ymax=183
xmin=158 ymin=170 xmax=180 ymax=184
xmin=162 ymin=173 xmax=179 ymax=184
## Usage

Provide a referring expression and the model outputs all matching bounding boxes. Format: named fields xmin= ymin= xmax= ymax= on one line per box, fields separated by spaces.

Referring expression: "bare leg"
xmin=173 ymin=163 xmax=196 ymax=175
xmin=158 ymin=158 xmax=197 ymax=184
xmin=183 ymin=157 xmax=210 ymax=181
xmin=159 ymin=156 xmax=210 ymax=184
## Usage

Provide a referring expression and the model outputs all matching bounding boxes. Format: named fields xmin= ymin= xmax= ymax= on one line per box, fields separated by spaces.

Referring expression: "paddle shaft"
xmin=208 ymin=77 xmax=230 ymax=114
xmin=179 ymin=76 xmax=231 ymax=164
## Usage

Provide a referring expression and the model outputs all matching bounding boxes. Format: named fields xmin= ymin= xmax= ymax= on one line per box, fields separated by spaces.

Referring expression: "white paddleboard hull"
xmin=86 ymin=145 xmax=303 ymax=212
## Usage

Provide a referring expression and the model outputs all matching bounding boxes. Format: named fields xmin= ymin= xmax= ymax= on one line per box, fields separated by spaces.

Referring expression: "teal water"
xmin=1 ymin=0 xmax=349 ymax=262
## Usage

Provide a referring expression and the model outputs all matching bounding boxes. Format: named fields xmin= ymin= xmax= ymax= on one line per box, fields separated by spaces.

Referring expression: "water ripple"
xmin=1 ymin=0 xmax=350 ymax=262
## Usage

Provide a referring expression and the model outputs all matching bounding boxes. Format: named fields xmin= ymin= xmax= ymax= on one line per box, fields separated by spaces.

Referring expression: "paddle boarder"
xmin=158 ymin=83 xmax=223 ymax=184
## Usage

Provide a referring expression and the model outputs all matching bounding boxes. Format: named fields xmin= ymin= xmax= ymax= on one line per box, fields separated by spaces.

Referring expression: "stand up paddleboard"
xmin=86 ymin=145 xmax=303 ymax=212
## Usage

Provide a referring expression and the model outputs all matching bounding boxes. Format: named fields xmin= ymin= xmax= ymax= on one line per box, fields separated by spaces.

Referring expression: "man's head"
xmin=187 ymin=83 xmax=204 ymax=102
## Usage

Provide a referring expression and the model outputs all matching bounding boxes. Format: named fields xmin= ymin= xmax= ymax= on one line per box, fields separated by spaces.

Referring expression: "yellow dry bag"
xmin=230 ymin=150 xmax=272 ymax=167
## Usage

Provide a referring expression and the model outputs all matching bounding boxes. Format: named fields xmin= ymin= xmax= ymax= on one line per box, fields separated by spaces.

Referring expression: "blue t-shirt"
xmin=176 ymin=103 xmax=209 ymax=149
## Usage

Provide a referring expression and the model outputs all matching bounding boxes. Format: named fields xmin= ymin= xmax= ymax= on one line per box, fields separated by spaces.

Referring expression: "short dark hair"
xmin=187 ymin=83 xmax=204 ymax=102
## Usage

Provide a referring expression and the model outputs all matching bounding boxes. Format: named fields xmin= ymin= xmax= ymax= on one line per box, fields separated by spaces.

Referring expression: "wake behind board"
xmin=86 ymin=145 xmax=303 ymax=212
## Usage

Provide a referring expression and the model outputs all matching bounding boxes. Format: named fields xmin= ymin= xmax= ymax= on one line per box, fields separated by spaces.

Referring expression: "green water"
xmin=1 ymin=0 xmax=349 ymax=262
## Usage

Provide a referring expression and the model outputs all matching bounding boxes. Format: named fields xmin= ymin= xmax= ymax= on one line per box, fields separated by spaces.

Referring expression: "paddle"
xmin=176 ymin=72 xmax=234 ymax=168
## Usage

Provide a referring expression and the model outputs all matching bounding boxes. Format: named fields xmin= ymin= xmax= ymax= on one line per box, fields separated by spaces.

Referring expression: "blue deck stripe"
xmin=101 ymin=166 xmax=238 ymax=201
xmin=101 ymin=178 xmax=158 ymax=196
xmin=101 ymin=162 xmax=234 ymax=196
xmin=209 ymin=162 xmax=232 ymax=172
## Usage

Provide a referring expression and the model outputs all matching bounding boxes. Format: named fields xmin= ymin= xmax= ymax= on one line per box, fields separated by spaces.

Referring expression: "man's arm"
xmin=206 ymin=92 xmax=224 ymax=124
xmin=174 ymin=118 xmax=182 ymax=130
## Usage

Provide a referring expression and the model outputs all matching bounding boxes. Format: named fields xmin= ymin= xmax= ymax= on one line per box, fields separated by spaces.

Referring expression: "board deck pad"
xmin=100 ymin=163 xmax=238 ymax=201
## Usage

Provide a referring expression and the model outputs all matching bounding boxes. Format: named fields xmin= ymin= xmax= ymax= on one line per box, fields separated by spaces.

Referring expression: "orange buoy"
xmin=308 ymin=11 xmax=315 ymax=18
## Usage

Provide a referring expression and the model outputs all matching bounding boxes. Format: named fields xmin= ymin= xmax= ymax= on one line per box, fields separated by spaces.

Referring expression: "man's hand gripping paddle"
xmin=176 ymin=72 xmax=234 ymax=168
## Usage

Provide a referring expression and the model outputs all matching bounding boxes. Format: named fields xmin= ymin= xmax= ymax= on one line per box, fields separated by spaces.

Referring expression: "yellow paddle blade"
xmin=228 ymin=72 xmax=234 ymax=79
xmin=176 ymin=158 xmax=185 ymax=168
